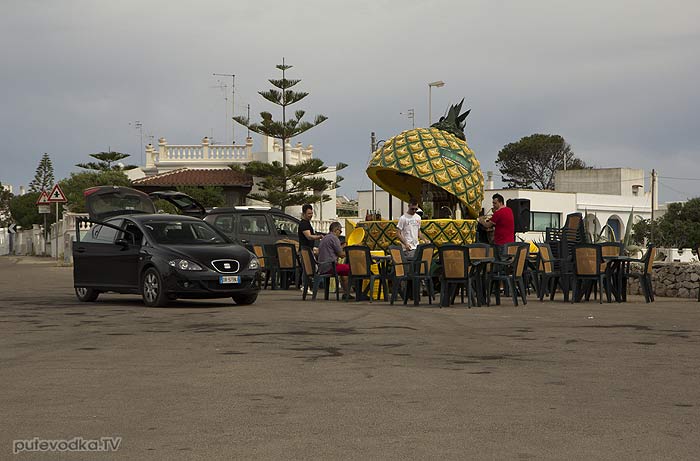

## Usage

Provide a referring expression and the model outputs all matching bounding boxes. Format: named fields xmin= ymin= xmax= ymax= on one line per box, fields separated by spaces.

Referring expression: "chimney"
xmin=19 ymin=185 xmax=25 ymax=195
xmin=486 ymin=171 xmax=494 ymax=190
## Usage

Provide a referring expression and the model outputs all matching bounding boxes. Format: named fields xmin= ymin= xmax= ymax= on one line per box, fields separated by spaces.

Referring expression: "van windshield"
xmin=144 ymin=220 xmax=229 ymax=245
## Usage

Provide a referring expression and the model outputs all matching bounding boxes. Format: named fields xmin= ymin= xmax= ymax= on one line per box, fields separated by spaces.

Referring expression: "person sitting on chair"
xmin=318 ymin=221 xmax=352 ymax=299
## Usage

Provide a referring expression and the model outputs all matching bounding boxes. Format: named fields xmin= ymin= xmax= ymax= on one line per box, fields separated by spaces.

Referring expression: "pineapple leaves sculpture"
xmin=366 ymin=99 xmax=484 ymax=219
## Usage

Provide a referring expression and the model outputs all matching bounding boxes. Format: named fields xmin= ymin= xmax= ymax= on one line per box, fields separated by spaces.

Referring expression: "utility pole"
xmin=650 ymin=168 xmax=656 ymax=243
xmin=213 ymin=73 xmax=235 ymax=143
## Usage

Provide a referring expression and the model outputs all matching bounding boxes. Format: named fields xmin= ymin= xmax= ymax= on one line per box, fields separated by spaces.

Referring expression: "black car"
xmin=204 ymin=206 xmax=301 ymax=254
xmin=72 ymin=186 xmax=260 ymax=307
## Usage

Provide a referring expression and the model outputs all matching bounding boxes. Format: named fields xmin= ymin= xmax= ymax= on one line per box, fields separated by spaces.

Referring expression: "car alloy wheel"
xmin=75 ymin=287 xmax=99 ymax=302
xmin=142 ymin=268 xmax=168 ymax=307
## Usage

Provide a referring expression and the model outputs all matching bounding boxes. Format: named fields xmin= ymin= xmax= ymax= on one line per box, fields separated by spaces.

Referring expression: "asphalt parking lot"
xmin=1 ymin=256 xmax=699 ymax=460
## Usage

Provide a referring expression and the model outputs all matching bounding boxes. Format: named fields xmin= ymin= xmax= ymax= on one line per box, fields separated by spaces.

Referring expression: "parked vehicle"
xmin=72 ymin=186 xmax=260 ymax=307
xmin=204 ymin=207 xmax=301 ymax=254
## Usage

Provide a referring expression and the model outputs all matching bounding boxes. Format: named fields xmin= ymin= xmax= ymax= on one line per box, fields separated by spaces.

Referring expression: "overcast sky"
xmin=1 ymin=0 xmax=698 ymax=203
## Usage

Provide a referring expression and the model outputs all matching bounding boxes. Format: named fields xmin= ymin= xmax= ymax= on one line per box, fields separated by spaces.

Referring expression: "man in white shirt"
xmin=397 ymin=200 xmax=427 ymax=259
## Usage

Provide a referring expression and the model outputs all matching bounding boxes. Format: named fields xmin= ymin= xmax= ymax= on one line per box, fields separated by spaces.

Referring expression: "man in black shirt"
xmin=298 ymin=204 xmax=322 ymax=251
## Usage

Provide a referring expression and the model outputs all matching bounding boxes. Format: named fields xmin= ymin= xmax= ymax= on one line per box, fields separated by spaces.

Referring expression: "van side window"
xmin=214 ymin=215 xmax=238 ymax=237
xmin=240 ymin=215 xmax=270 ymax=235
xmin=272 ymin=215 xmax=298 ymax=236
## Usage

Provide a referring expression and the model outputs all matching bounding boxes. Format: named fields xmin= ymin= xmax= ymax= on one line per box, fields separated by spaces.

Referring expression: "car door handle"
xmin=76 ymin=247 xmax=86 ymax=253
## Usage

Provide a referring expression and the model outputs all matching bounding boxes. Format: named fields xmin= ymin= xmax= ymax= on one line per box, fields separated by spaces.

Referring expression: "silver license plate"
xmin=219 ymin=275 xmax=240 ymax=284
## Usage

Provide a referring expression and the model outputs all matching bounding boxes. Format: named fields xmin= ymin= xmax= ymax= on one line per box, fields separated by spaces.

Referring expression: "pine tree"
xmin=76 ymin=151 xmax=137 ymax=171
xmin=29 ymin=153 xmax=55 ymax=192
xmin=233 ymin=59 xmax=327 ymax=211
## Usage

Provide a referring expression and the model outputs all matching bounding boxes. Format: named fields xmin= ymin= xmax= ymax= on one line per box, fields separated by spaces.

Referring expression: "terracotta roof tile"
xmin=133 ymin=168 xmax=252 ymax=187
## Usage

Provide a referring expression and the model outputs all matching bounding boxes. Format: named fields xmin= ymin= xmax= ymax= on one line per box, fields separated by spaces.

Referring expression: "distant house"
xmin=131 ymin=168 xmax=253 ymax=207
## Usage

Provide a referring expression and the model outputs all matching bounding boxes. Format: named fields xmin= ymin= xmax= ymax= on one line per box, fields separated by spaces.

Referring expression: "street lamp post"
xmin=428 ymin=80 xmax=445 ymax=125
xmin=370 ymin=132 xmax=386 ymax=219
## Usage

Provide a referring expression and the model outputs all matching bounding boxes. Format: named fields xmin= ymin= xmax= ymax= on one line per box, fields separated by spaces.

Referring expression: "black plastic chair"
xmin=571 ymin=244 xmax=605 ymax=304
xmin=274 ymin=242 xmax=299 ymax=290
xmin=346 ymin=245 xmax=387 ymax=303
xmin=252 ymin=244 xmax=272 ymax=289
xmin=408 ymin=243 xmax=436 ymax=305
xmin=298 ymin=246 xmax=339 ymax=301
xmin=534 ymin=243 xmax=562 ymax=301
xmin=624 ymin=245 xmax=656 ymax=303
xmin=438 ymin=245 xmax=474 ymax=308
xmin=490 ymin=242 xmax=529 ymax=306
xmin=466 ymin=243 xmax=494 ymax=306
xmin=388 ymin=246 xmax=413 ymax=305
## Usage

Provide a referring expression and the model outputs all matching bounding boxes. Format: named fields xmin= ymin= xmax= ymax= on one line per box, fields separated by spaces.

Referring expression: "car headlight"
xmin=248 ymin=257 xmax=260 ymax=270
xmin=169 ymin=259 xmax=204 ymax=271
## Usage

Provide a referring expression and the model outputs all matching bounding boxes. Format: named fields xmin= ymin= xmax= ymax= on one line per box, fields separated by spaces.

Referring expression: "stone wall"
xmin=627 ymin=262 xmax=700 ymax=299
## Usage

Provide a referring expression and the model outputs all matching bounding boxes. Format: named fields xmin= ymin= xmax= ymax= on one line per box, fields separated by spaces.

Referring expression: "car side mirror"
xmin=115 ymin=238 xmax=129 ymax=248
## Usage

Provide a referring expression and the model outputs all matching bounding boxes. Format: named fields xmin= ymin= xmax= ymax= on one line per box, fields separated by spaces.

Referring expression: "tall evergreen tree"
xmin=28 ymin=153 xmax=55 ymax=192
xmin=233 ymin=59 xmax=327 ymax=211
xmin=76 ymin=151 xmax=137 ymax=171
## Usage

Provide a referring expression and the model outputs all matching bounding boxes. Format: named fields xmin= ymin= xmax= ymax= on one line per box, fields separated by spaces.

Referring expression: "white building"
xmin=126 ymin=135 xmax=339 ymax=221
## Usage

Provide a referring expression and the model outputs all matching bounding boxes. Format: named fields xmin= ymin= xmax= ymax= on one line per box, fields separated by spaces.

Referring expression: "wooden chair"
xmin=252 ymin=244 xmax=272 ymax=289
xmin=345 ymin=245 xmax=387 ymax=303
xmin=490 ymin=242 xmax=529 ymax=306
xmin=298 ymin=246 xmax=339 ymax=301
xmin=274 ymin=242 xmax=299 ymax=290
xmin=624 ymin=245 xmax=656 ymax=303
xmin=572 ymin=244 xmax=605 ymax=304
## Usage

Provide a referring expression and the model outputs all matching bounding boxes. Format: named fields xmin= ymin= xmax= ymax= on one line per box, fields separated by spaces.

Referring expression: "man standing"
xmin=397 ymin=200 xmax=427 ymax=259
xmin=318 ymin=221 xmax=352 ymax=299
xmin=478 ymin=193 xmax=515 ymax=253
xmin=298 ymin=204 xmax=322 ymax=251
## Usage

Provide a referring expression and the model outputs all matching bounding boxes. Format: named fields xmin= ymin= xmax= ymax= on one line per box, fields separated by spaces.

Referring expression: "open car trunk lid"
xmin=148 ymin=191 xmax=206 ymax=219
xmin=84 ymin=186 xmax=157 ymax=221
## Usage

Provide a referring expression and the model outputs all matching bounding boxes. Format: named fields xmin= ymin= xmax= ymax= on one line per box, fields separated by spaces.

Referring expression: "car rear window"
xmin=144 ymin=221 xmax=228 ymax=245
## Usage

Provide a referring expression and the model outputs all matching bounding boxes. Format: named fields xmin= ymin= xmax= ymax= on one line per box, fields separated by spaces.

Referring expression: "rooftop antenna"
xmin=209 ymin=80 xmax=229 ymax=144
xmin=213 ymin=72 xmax=235 ymax=144
xmin=400 ymin=109 xmax=415 ymax=128
xmin=128 ymin=120 xmax=144 ymax=164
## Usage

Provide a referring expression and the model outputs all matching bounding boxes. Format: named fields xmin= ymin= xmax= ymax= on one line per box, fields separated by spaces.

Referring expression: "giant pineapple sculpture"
xmin=363 ymin=100 xmax=484 ymax=249
xmin=366 ymin=100 xmax=484 ymax=219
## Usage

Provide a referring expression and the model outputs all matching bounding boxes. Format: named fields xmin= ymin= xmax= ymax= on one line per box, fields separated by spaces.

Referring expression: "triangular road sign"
xmin=36 ymin=190 xmax=51 ymax=205
xmin=48 ymin=184 xmax=68 ymax=203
